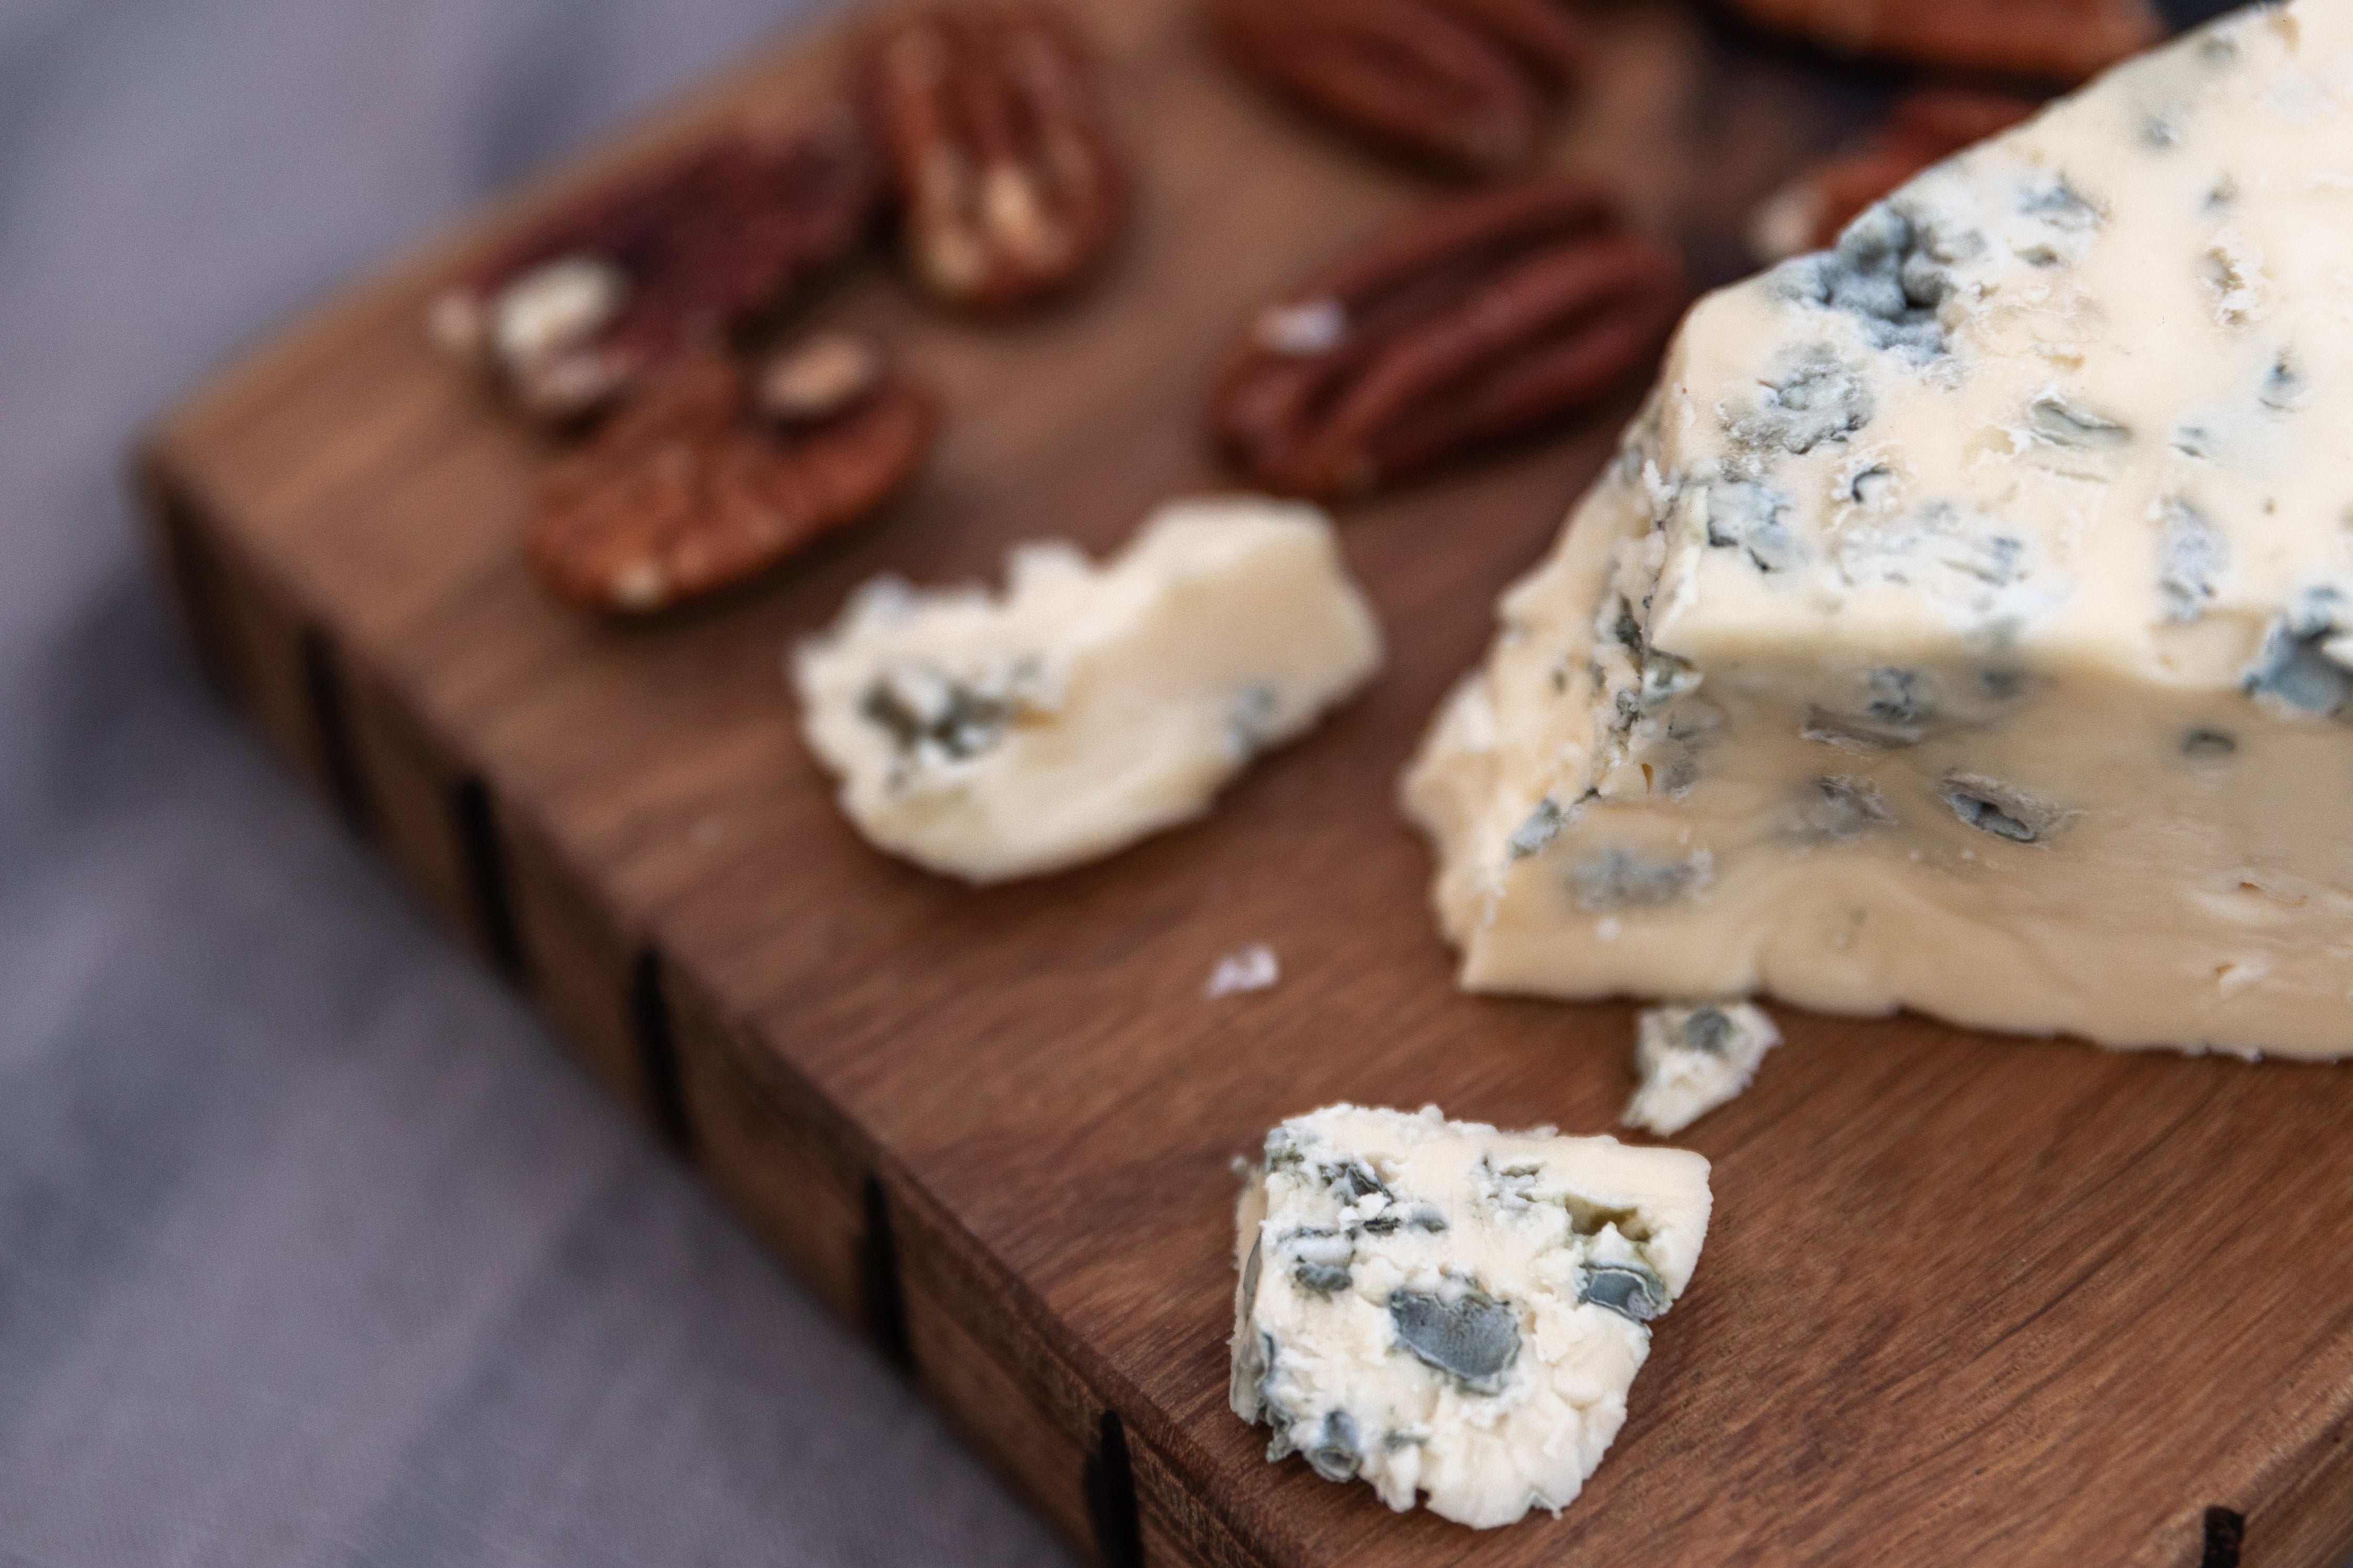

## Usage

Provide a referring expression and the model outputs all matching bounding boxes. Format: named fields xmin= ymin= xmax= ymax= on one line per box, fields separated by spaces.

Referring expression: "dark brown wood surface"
xmin=137 ymin=4 xmax=2353 ymax=1566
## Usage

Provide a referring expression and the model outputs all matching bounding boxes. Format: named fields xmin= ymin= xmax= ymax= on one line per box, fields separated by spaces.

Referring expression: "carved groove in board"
xmin=2202 ymin=1506 xmax=2246 ymax=1568
xmin=628 ymin=950 xmax=695 ymax=1158
xmin=298 ymin=630 xmax=374 ymax=838
xmin=1082 ymin=1409 xmax=1143 ymax=1568
xmin=450 ymin=777 xmax=529 ymax=983
xmin=144 ymin=478 xmax=234 ymax=701
xmin=859 ymin=1174 xmax=914 ymax=1373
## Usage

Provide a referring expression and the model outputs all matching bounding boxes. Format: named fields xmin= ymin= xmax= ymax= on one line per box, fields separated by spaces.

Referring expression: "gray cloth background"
xmin=0 ymin=1 xmax=1071 ymax=1562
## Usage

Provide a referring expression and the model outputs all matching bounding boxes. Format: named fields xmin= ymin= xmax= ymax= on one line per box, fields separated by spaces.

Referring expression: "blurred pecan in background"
xmin=1750 ymin=88 xmax=2041 ymax=261
xmin=528 ymin=340 xmax=935 ymax=613
xmin=1724 ymin=0 xmax=2161 ymax=82
xmin=432 ymin=117 xmax=878 ymax=422
xmin=862 ymin=3 xmax=1123 ymax=310
xmin=1213 ymin=0 xmax=1589 ymax=176
xmin=1213 ymin=181 xmax=1683 ymax=499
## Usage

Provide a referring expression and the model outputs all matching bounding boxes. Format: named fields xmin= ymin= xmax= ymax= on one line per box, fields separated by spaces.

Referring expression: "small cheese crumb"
xmin=1623 ymin=1003 xmax=1782 ymax=1135
xmin=1206 ymin=944 xmax=1280 ymax=998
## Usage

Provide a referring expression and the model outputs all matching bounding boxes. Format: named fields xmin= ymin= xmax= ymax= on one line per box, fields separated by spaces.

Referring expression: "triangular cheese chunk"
xmin=1407 ymin=0 xmax=2353 ymax=1056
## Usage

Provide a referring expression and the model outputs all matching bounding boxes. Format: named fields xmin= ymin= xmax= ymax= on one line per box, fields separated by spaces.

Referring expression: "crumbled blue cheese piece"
xmin=1229 ymin=1104 xmax=1712 ymax=1529
xmin=1406 ymin=1 xmax=2353 ymax=1056
xmin=1624 ymin=1003 xmax=1782 ymax=1135
xmin=796 ymin=497 xmax=1382 ymax=882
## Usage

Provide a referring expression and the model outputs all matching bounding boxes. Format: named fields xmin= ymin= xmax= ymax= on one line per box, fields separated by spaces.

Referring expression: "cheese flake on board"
xmin=796 ymin=496 xmax=1382 ymax=883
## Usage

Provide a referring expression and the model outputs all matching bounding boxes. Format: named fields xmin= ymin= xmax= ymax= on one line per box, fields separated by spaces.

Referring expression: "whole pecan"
xmin=1212 ymin=0 xmax=1589 ymax=176
xmin=1751 ymin=88 xmax=2042 ymax=262
xmin=528 ymin=338 xmax=935 ymax=613
xmin=431 ymin=115 xmax=879 ymax=422
xmin=860 ymin=2 xmax=1123 ymax=311
xmin=1723 ymin=0 xmax=2162 ymax=83
xmin=1212 ymin=182 xmax=1685 ymax=499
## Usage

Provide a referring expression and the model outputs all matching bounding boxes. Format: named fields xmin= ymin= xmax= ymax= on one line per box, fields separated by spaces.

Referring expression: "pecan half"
xmin=1212 ymin=182 xmax=1685 ymax=499
xmin=432 ymin=116 xmax=879 ymax=422
xmin=528 ymin=340 xmax=935 ymax=613
xmin=1212 ymin=0 xmax=1588 ymax=176
xmin=1750 ymin=88 xmax=2042 ymax=262
xmin=861 ymin=2 xmax=1123 ymax=311
xmin=1724 ymin=0 xmax=2161 ymax=83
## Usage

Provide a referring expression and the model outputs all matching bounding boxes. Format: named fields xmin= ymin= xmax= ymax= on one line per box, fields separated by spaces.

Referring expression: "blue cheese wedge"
xmin=1406 ymin=1 xmax=2353 ymax=1056
xmin=796 ymin=497 xmax=1382 ymax=882
xmin=1229 ymin=1104 xmax=1711 ymax=1529
xmin=1625 ymin=1002 xmax=1782 ymax=1135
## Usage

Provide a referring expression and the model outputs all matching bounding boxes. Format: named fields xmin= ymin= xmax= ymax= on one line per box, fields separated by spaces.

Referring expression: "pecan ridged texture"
xmin=1725 ymin=0 xmax=2162 ymax=83
xmin=1751 ymin=88 xmax=2042 ymax=262
xmin=1213 ymin=182 xmax=1685 ymax=499
xmin=432 ymin=115 xmax=879 ymax=422
xmin=1213 ymin=0 xmax=1589 ymax=176
xmin=862 ymin=2 xmax=1123 ymax=310
xmin=528 ymin=340 xmax=935 ymax=613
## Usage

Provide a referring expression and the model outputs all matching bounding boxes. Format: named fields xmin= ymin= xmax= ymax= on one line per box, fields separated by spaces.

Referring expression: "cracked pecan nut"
xmin=527 ymin=339 xmax=935 ymax=613
xmin=861 ymin=2 xmax=1123 ymax=311
xmin=1212 ymin=181 xmax=1685 ymax=499
xmin=1212 ymin=0 xmax=1589 ymax=176
xmin=1750 ymin=88 xmax=2042 ymax=261
xmin=1724 ymin=0 xmax=2162 ymax=83
xmin=431 ymin=115 xmax=879 ymax=422
xmin=1751 ymin=88 xmax=2042 ymax=260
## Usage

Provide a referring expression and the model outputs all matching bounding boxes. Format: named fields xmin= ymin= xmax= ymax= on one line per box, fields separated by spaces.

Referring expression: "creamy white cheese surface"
xmin=1407 ymin=0 xmax=2353 ymax=1056
xmin=796 ymin=496 xmax=1382 ymax=883
xmin=1229 ymin=1104 xmax=1711 ymax=1530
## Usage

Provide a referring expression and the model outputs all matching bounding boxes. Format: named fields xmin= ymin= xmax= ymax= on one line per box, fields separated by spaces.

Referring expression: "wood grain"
xmin=139 ymin=2 xmax=2353 ymax=1565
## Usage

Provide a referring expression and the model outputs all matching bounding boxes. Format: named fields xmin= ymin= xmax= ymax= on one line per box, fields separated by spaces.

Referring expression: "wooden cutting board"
xmin=137 ymin=2 xmax=2353 ymax=1564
